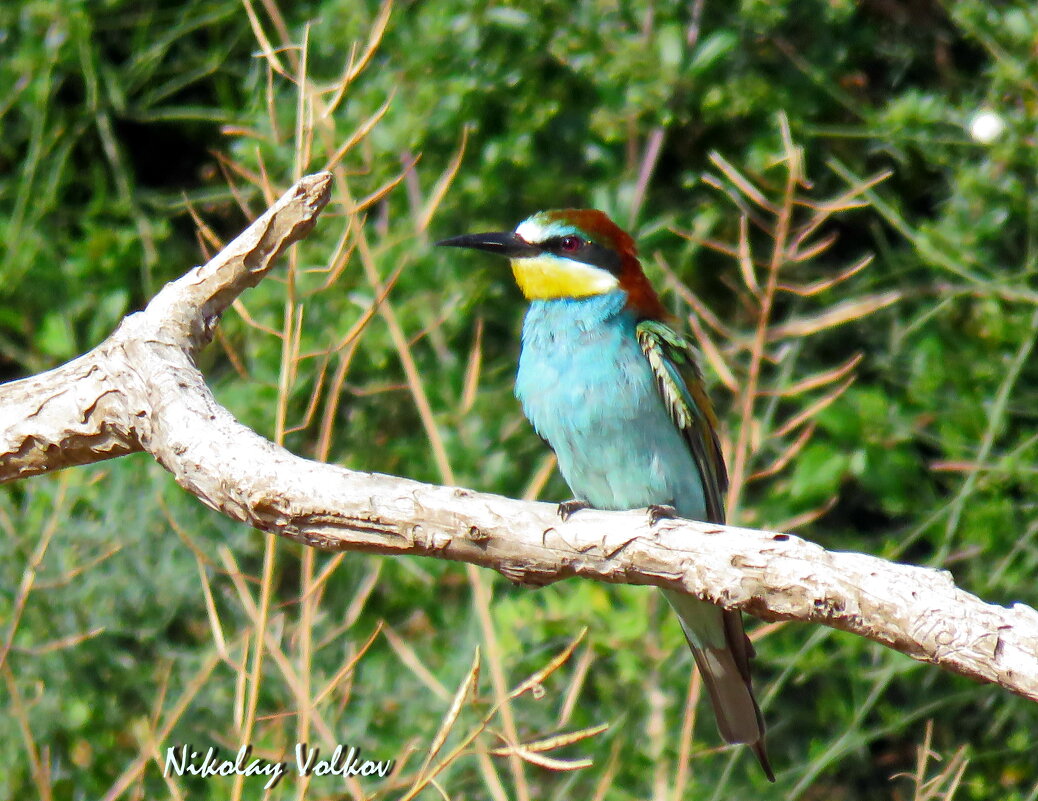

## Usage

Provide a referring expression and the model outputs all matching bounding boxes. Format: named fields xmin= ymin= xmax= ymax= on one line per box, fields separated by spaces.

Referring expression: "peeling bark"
xmin=1 ymin=171 xmax=1036 ymax=703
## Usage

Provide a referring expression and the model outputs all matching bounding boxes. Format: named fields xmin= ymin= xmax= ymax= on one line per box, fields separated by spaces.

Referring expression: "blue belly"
xmin=515 ymin=293 xmax=707 ymax=519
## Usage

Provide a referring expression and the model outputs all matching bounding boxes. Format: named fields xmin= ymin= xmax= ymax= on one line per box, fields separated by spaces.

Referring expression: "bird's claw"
xmin=647 ymin=504 xmax=679 ymax=526
xmin=557 ymin=499 xmax=590 ymax=521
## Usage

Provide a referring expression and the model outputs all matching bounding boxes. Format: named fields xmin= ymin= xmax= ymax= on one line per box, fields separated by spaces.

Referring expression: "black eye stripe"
xmin=539 ymin=237 xmax=622 ymax=276
xmin=544 ymin=236 xmax=584 ymax=253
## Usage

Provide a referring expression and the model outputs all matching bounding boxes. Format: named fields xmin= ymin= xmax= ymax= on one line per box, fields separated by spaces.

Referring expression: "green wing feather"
xmin=636 ymin=319 xmax=774 ymax=780
xmin=635 ymin=319 xmax=728 ymax=524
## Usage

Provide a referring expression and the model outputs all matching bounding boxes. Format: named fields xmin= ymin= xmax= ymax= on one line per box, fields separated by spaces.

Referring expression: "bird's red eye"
xmin=560 ymin=235 xmax=583 ymax=252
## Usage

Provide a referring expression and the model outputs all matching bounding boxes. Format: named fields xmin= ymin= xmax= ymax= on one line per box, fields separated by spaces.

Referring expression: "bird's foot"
xmin=647 ymin=504 xmax=679 ymax=526
xmin=557 ymin=499 xmax=590 ymax=521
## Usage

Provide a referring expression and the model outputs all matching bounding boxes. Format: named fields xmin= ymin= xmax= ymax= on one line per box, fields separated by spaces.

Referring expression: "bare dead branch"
xmin=0 ymin=172 xmax=332 ymax=482
xmin=1 ymin=172 xmax=1037 ymax=709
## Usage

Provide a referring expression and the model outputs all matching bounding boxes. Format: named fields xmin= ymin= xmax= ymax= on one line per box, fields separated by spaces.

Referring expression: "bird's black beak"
xmin=435 ymin=232 xmax=540 ymax=259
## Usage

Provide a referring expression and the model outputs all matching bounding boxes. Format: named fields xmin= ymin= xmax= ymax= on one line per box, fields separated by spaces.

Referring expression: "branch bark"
xmin=2 ymin=172 xmax=1037 ymax=705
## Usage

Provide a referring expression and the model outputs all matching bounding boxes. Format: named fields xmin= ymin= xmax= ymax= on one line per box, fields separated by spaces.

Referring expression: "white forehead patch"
xmin=515 ymin=216 xmax=570 ymax=244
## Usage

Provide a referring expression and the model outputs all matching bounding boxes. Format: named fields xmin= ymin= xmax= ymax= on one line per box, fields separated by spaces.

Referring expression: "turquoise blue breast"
xmin=515 ymin=291 xmax=707 ymax=519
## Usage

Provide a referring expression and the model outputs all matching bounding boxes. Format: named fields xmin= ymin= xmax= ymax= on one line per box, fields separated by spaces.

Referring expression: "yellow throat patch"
xmin=510 ymin=255 xmax=619 ymax=300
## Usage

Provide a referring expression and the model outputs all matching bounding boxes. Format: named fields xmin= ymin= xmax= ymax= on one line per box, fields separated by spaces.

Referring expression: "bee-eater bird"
xmin=438 ymin=209 xmax=773 ymax=781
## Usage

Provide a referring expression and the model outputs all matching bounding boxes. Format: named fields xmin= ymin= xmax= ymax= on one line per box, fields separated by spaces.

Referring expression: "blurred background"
xmin=2 ymin=0 xmax=1037 ymax=798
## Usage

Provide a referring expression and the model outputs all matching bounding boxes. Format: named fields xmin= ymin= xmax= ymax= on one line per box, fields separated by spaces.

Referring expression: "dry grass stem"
xmin=670 ymin=113 xmax=895 ymax=526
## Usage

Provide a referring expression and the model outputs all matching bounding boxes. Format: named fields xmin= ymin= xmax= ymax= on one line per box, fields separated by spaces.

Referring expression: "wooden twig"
xmin=1 ymin=172 xmax=1037 ymax=707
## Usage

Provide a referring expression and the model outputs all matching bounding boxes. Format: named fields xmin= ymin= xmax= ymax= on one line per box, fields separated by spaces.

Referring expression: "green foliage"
xmin=0 ymin=0 xmax=252 ymax=374
xmin=3 ymin=0 xmax=1038 ymax=798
